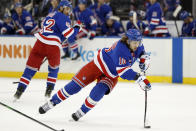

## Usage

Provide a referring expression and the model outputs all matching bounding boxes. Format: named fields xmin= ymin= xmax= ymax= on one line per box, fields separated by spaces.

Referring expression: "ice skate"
xmin=71 ymin=51 xmax=80 ymax=60
xmin=71 ymin=109 xmax=85 ymax=121
xmin=45 ymin=85 xmax=54 ymax=98
xmin=39 ymin=100 xmax=55 ymax=114
xmin=61 ymin=52 xmax=70 ymax=59
xmin=13 ymin=86 xmax=24 ymax=100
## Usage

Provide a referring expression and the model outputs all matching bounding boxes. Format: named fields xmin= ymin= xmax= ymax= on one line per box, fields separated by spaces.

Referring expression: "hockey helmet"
xmin=78 ymin=0 xmax=87 ymax=4
xmin=58 ymin=0 xmax=72 ymax=9
xmin=179 ymin=11 xmax=190 ymax=20
xmin=126 ymin=29 xmax=142 ymax=42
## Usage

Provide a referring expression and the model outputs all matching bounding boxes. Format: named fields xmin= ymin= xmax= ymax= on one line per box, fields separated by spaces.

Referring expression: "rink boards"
xmin=0 ymin=36 xmax=195 ymax=84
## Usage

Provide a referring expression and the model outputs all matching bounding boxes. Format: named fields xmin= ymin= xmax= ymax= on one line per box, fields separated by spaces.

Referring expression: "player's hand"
xmin=16 ymin=28 xmax=25 ymax=35
xmin=136 ymin=75 xmax=151 ymax=91
xmin=0 ymin=27 xmax=7 ymax=34
xmin=73 ymin=20 xmax=83 ymax=32
xmin=139 ymin=54 xmax=150 ymax=72
xmin=143 ymin=27 xmax=151 ymax=36
xmin=88 ymin=31 xmax=96 ymax=40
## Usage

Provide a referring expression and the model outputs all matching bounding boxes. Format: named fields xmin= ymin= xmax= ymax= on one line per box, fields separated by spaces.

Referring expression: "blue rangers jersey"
xmin=35 ymin=11 xmax=79 ymax=49
xmin=163 ymin=0 xmax=180 ymax=11
xmin=126 ymin=20 xmax=147 ymax=32
xmin=101 ymin=21 xmax=124 ymax=36
xmin=181 ymin=19 xmax=196 ymax=37
xmin=12 ymin=10 xmax=38 ymax=34
xmin=146 ymin=2 xmax=169 ymax=35
xmin=73 ymin=7 xmax=97 ymax=32
xmin=90 ymin=3 xmax=113 ymax=26
xmin=94 ymin=40 xmax=145 ymax=80
xmin=1 ymin=22 xmax=15 ymax=34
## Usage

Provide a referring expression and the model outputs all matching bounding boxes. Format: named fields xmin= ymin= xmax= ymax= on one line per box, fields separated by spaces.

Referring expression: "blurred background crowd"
xmin=0 ymin=0 xmax=195 ymax=37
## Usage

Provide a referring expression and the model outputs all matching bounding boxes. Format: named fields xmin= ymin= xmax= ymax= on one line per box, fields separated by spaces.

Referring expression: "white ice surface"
xmin=0 ymin=78 xmax=196 ymax=131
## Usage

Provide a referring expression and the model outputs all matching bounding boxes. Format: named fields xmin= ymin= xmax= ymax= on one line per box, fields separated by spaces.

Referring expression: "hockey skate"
xmin=39 ymin=100 xmax=55 ymax=114
xmin=14 ymin=86 xmax=24 ymax=100
xmin=61 ymin=52 xmax=70 ymax=59
xmin=45 ymin=85 xmax=54 ymax=98
xmin=72 ymin=109 xmax=85 ymax=121
xmin=71 ymin=51 xmax=80 ymax=60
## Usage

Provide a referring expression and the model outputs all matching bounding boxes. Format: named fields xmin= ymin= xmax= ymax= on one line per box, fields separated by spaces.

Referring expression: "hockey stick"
xmin=143 ymin=72 xmax=151 ymax=128
xmin=133 ymin=12 xmax=139 ymax=30
xmin=173 ymin=5 xmax=182 ymax=37
xmin=0 ymin=101 xmax=64 ymax=131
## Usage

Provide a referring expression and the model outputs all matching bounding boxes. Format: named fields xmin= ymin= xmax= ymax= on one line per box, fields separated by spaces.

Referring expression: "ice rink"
xmin=0 ymin=77 xmax=196 ymax=131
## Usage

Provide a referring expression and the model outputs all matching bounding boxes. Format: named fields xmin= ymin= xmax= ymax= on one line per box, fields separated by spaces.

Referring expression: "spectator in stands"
xmin=101 ymin=16 xmax=124 ymax=36
xmin=126 ymin=11 xmax=147 ymax=34
xmin=73 ymin=0 xmax=97 ymax=40
xmin=89 ymin=0 xmax=113 ymax=29
xmin=163 ymin=0 xmax=180 ymax=20
xmin=48 ymin=0 xmax=59 ymax=13
xmin=180 ymin=11 xmax=196 ymax=37
xmin=0 ymin=13 xmax=15 ymax=35
xmin=144 ymin=0 xmax=170 ymax=37
xmin=11 ymin=2 xmax=39 ymax=35
xmin=61 ymin=0 xmax=97 ymax=59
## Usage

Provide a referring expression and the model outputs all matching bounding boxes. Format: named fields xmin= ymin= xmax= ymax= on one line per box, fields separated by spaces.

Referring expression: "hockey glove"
xmin=16 ymin=28 xmax=25 ymax=35
xmin=88 ymin=31 xmax=96 ymax=40
xmin=73 ymin=20 xmax=83 ymax=32
xmin=0 ymin=27 xmax=7 ymax=34
xmin=139 ymin=54 xmax=150 ymax=72
xmin=143 ymin=27 xmax=151 ymax=36
xmin=136 ymin=75 xmax=151 ymax=91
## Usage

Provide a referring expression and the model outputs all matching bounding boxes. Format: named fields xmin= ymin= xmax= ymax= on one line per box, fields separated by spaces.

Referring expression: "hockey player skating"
xmin=39 ymin=29 xmax=151 ymax=121
xmin=13 ymin=0 xmax=82 ymax=100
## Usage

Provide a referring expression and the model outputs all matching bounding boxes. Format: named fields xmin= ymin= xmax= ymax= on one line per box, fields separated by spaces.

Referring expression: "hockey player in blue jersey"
xmin=101 ymin=16 xmax=124 ymax=36
xmin=163 ymin=0 xmax=180 ymax=20
xmin=179 ymin=11 xmax=196 ymax=37
xmin=13 ymin=0 xmax=82 ymax=100
xmin=48 ymin=0 xmax=59 ymax=13
xmin=89 ymin=0 xmax=113 ymax=28
xmin=144 ymin=0 xmax=170 ymax=37
xmin=39 ymin=29 xmax=151 ymax=121
xmin=61 ymin=0 xmax=97 ymax=59
xmin=126 ymin=11 xmax=147 ymax=34
xmin=11 ymin=2 xmax=39 ymax=35
xmin=0 ymin=13 xmax=15 ymax=35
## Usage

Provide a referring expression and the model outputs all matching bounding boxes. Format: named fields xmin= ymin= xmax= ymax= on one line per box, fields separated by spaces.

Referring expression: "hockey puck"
xmin=144 ymin=126 xmax=151 ymax=128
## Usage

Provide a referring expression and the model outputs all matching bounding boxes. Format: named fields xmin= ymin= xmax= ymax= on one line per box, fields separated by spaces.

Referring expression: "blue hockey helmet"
xmin=58 ymin=0 xmax=72 ymax=9
xmin=78 ymin=0 xmax=87 ymax=4
xmin=14 ymin=2 xmax=23 ymax=8
xmin=126 ymin=29 xmax=142 ymax=42
xmin=179 ymin=11 xmax=190 ymax=20
xmin=129 ymin=11 xmax=135 ymax=17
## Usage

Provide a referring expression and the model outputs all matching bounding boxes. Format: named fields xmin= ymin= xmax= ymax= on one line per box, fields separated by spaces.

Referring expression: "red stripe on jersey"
xmin=57 ymin=90 xmax=66 ymax=100
xmin=47 ymin=77 xmax=56 ymax=83
xmin=70 ymin=44 xmax=78 ymax=49
xmin=117 ymin=67 xmax=127 ymax=74
xmin=97 ymin=50 xmax=115 ymax=79
xmin=39 ymin=32 xmax=61 ymax=44
xmin=85 ymin=99 xmax=94 ymax=108
xmin=154 ymin=28 xmax=167 ymax=30
xmin=20 ymin=78 xmax=29 ymax=85
xmin=151 ymin=20 xmax=159 ymax=23
xmin=63 ymin=28 xmax=73 ymax=37
xmin=62 ymin=43 xmax=69 ymax=48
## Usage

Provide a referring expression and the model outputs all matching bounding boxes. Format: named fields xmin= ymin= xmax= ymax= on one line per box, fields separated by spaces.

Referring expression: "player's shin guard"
xmin=72 ymin=83 xmax=109 ymax=121
xmin=61 ymin=43 xmax=70 ymax=59
xmin=14 ymin=67 xmax=37 ymax=99
xmin=70 ymin=43 xmax=80 ymax=60
xmin=45 ymin=66 xmax=59 ymax=98
xmin=51 ymin=80 xmax=82 ymax=105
